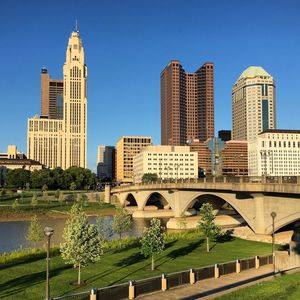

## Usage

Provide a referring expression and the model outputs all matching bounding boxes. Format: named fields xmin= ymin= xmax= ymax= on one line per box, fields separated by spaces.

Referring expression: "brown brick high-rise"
xmin=161 ymin=60 xmax=214 ymax=145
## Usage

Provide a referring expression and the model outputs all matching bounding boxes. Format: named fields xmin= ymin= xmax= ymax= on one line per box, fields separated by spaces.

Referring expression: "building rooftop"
xmin=238 ymin=66 xmax=271 ymax=80
xmin=260 ymin=129 xmax=300 ymax=134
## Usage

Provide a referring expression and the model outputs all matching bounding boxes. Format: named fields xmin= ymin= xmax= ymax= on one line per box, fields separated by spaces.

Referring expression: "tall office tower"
xmin=27 ymin=27 xmax=87 ymax=169
xmin=116 ymin=136 xmax=152 ymax=183
xmin=232 ymin=66 xmax=276 ymax=141
xmin=97 ymin=146 xmax=115 ymax=180
xmin=40 ymin=68 xmax=64 ymax=119
xmin=161 ymin=60 xmax=214 ymax=146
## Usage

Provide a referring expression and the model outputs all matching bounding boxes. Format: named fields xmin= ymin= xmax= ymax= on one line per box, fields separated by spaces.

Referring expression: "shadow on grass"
xmin=0 ymin=265 xmax=70 ymax=298
xmin=167 ymin=239 xmax=204 ymax=259
xmin=114 ymin=252 xmax=145 ymax=267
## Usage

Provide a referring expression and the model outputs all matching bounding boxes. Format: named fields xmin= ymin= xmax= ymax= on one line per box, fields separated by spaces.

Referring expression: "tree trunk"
xmin=78 ymin=263 xmax=81 ymax=285
xmin=151 ymin=255 xmax=154 ymax=271
xmin=206 ymin=237 xmax=210 ymax=252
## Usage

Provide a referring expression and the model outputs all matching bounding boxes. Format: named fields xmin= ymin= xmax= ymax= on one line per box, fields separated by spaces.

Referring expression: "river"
xmin=0 ymin=217 xmax=169 ymax=254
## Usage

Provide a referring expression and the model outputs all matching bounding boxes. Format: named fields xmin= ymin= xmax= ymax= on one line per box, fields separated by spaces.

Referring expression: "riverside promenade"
xmin=138 ymin=265 xmax=274 ymax=299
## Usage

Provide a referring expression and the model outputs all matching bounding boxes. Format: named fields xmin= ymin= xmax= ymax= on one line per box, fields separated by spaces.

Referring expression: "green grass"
xmin=0 ymin=233 xmax=274 ymax=300
xmin=0 ymin=191 xmax=112 ymax=218
xmin=218 ymin=270 xmax=300 ymax=300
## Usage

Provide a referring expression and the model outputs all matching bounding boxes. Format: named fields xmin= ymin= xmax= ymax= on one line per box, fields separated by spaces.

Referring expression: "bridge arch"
xmin=265 ymin=213 xmax=300 ymax=234
xmin=141 ymin=192 xmax=173 ymax=211
xmin=124 ymin=193 xmax=138 ymax=207
xmin=180 ymin=192 xmax=255 ymax=231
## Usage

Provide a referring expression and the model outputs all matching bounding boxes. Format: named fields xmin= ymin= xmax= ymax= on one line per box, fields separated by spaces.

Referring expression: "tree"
xmin=30 ymin=169 xmax=53 ymax=189
xmin=70 ymin=182 xmax=77 ymax=191
xmin=26 ymin=215 xmax=43 ymax=248
xmin=197 ymin=203 xmax=221 ymax=252
xmin=12 ymin=199 xmax=20 ymax=210
xmin=140 ymin=218 xmax=166 ymax=271
xmin=6 ymin=169 xmax=30 ymax=188
xmin=42 ymin=184 xmax=48 ymax=192
xmin=60 ymin=203 xmax=103 ymax=285
xmin=54 ymin=189 xmax=60 ymax=200
xmin=31 ymin=192 xmax=38 ymax=207
xmin=42 ymin=190 xmax=49 ymax=203
xmin=112 ymin=205 xmax=132 ymax=239
xmin=142 ymin=173 xmax=158 ymax=183
xmin=58 ymin=191 xmax=65 ymax=205
xmin=96 ymin=216 xmax=113 ymax=242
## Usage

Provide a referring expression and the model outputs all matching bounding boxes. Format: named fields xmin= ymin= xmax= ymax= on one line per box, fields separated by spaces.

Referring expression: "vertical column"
xmin=253 ymin=193 xmax=266 ymax=234
xmin=104 ymin=185 xmax=111 ymax=204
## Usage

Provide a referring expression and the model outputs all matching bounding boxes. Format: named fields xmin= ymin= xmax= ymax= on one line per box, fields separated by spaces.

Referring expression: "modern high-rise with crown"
xmin=27 ymin=27 xmax=87 ymax=169
xmin=232 ymin=66 xmax=276 ymax=141
xmin=161 ymin=60 xmax=214 ymax=146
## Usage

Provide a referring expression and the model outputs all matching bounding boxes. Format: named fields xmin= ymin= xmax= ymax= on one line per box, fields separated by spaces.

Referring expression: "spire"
xmin=75 ymin=18 xmax=79 ymax=32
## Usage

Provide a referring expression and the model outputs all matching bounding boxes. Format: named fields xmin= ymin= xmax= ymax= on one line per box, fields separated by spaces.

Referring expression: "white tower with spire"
xmin=27 ymin=25 xmax=87 ymax=169
xmin=62 ymin=28 xmax=87 ymax=169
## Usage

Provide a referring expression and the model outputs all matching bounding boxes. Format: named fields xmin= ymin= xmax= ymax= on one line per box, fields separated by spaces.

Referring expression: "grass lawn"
xmin=218 ymin=270 xmax=300 ymax=300
xmin=0 ymin=191 xmax=113 ymax=218
xmin=0 ymin=235 xmax=274 ymax=300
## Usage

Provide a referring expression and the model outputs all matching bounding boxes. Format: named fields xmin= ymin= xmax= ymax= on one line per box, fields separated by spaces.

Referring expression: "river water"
xmin=0 ymin=217 xmax=168 ymax=254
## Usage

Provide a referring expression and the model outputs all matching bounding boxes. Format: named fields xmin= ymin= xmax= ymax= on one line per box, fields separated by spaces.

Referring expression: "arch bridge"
xmin=106 ymin=177 xmax=300 ymax=235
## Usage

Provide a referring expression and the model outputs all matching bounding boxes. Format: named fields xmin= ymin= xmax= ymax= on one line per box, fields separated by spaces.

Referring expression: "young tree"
xmin=70 ymin=182 xmax=77 ymax=191
xmin=42 ymin=184 xmax=48 ymax=192
xmin=197 ymin=203 xmax=221 ymax=252
xmin=42 ymin=190 xmax=49 ymax=203
xmin=54 ymin=189 xmax=60 ymax=200
xmin=12 ymin=199 xmax=20 ymax=210
xmin=31 ymin=192 xmax=38 ymax=207
xmin=26 ymin=215 xmax=43 ymax=248
xmin=140 ymin=218 xmax=166 ymax=271
xmin=112 ymin=205 xmax=132 ymax=239
xmin=60 ymin=203 xmax=103 ymax=285
xmin=58 ymin=191 xmax=65 ymax=205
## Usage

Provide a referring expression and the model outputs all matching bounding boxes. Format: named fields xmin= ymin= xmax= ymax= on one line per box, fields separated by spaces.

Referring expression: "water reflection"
xmin=0 ymin=217 xmax=168 ymax=254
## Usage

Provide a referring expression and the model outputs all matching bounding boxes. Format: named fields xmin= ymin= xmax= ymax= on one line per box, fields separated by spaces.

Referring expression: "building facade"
xmin=97 ymin=146 xmax=115 ymax=180
xmin=161 ymin=60 xmax=214 ymax=146
xmin=40 ymin=68 xmax=64 ymax=119
xmin=248 ymin=129 xmax=300 ymax=176
xmin=116 ymin=136 xmax=152 ymax=183
xmin=232 ymin=66 xmax=276 ymax=141
xmin=27 ymin=28 xmax=87 ymax=169
xmin=133 ymin=145 xmax=198 ymax=183
xmin=188 ymin=139 xmax=248 ymax=176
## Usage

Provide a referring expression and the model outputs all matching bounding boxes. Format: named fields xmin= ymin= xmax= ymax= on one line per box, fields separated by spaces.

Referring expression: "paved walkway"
xmin=137 ymin=265 xmax=274 ymax=299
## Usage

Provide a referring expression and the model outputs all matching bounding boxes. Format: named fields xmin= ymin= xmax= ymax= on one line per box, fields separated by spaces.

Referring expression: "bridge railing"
xmin=111 ymin=176 xmax=300 ymax=191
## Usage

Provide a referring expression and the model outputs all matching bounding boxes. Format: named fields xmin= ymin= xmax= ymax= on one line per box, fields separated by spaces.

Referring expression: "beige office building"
xmin=232 ymin=66 xmax=276 ymax=141
xmin=27 ymin=28 xmax=87 ymax=169
xmin=116 ymin=136 xmax=152 ymax=183
xmin=133 ymin=145 xmax=198 ymax=183
xmin=248 ymin=129 xmax=300 ymax=176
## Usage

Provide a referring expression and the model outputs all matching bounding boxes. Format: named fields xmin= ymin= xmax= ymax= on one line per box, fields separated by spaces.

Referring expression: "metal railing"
xmin=52 ymin=254 xmax=273 ymax=300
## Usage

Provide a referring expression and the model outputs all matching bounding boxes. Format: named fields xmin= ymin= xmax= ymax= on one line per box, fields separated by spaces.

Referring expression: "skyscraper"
xmin=161 ymin=60 xmax=214 ymax=146
xmin=97 ymin=146 xmax=115 ymax=180
xmin=27 ymin=27 xmax=87 ymax=169
xmin=40 ymin=68 xmax=64 ymax=119
xmin=232 ymin=66 xmax=276 ymax=141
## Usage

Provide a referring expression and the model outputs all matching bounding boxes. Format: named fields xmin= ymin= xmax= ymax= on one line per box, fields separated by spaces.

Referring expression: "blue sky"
xmin=0 ymin=0 xmax=300 ymax=171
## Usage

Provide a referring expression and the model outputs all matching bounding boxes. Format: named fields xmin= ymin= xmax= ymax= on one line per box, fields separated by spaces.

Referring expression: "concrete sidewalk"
xmin=137 ymin=265 xmax=274 ymax=299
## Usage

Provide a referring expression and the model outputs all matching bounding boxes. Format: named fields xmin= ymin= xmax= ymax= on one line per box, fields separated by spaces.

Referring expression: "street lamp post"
xmin=270 ymin=212 xmax=276 ymax=273
xmin=44 ymin=226 xmax=54 ymax=300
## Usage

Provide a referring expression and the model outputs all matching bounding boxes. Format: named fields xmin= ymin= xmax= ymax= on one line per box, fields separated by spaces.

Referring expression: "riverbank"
xmin=0 ymin=232 xmax=275 ymax=300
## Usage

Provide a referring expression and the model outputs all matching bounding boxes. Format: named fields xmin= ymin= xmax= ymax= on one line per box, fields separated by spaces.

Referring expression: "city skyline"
xmin=1 ymin=0 xmax=300 ymax=170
